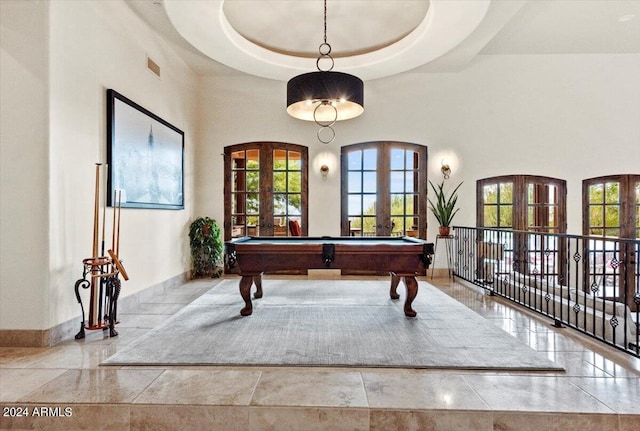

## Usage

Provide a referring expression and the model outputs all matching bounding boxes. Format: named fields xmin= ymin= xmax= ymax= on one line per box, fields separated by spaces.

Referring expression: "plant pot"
xmin=438 ymin=226 xmax=451 ymax=237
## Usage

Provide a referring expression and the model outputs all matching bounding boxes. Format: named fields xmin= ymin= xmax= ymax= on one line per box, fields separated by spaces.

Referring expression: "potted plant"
xmin=428 ymin=180 xmax=463 ymax=237
xmin=188 ymin=217 xmax=223 ymax=278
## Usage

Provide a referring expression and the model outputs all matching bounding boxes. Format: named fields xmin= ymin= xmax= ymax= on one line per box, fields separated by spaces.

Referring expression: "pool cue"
xmin=88 ymin=163 xmax=101 ymax=328
xmin=111 ymin=191 xmax=117 ymax=257
xmin=116 ymin=190 xmax=122 ymax=257
xmin=99 ymin=165 xmax=108 ymax=324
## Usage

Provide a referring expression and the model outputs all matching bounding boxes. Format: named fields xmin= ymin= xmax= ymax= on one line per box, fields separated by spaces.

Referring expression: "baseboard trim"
xmin=0 ymin=272 xmax=188 ymax=347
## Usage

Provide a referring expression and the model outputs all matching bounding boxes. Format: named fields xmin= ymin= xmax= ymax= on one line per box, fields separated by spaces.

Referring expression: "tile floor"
xmin=1 ymin=276 xmax=639 ymax=431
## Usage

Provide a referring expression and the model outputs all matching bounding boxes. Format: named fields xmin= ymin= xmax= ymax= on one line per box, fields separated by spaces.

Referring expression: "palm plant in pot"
xmin=428 ymin=180 xmax=463 ymax=237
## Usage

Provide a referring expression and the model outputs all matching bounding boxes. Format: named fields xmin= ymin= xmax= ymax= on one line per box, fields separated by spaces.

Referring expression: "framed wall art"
xmin=106 ymin=89 xmax=184 ymax=210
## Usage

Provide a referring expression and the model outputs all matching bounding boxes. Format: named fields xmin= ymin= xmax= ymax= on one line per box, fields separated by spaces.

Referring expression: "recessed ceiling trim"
xmin=163 ymin=0 xmax=491 ymax=81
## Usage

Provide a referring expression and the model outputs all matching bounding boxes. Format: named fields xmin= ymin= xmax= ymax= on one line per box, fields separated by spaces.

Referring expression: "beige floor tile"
xmin=25 ymin=343 xmax=119 ymax=369
xmin=369 ymin=409 xmax=493 ymax=431
xmin=569 ymin=377 xmax=640 ymax=414
xmin=133 ymin=369 xmax=261 ymax=405
xmin=463 ymin=375 xmax=614 ymax=413
xmin=130 ymin=405 xmax=249 ymax=431
xmin=250 ymin=406 xmax=369 ymax=431
xmin=362 ymin=371 xmax=489 ymax=410
xmin=19 ymin=368 xmax=162 ymax=403
xmin=619 ymin=414 xmax=640 ymax=431
xmin=0 ymin=404 xmax=130 ymax=431
xmin=251 ymin=369 xmax=367 ymax=408
xmin=492 ymin=412 xmax=619 ymax=431
xmin=0 ymin=347 xmax=55 ymax=368
xmin=0 ymin=368 xmax=67 ymax=401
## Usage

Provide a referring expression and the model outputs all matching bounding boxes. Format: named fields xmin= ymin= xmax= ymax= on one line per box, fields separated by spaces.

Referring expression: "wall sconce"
xmin=320 ymin=164 xmax=329 ymax=179
xmin=441 ymin=160 xmax=451 ymax=179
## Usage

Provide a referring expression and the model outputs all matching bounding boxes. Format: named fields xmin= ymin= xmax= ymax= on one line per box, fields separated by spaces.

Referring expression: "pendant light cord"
xmin=323 ymin=0 xmax=327 ymax=45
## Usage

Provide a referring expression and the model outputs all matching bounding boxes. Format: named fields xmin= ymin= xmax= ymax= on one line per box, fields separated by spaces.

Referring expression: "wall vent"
xmin=146 ymin=56 xmax=161 ymax=78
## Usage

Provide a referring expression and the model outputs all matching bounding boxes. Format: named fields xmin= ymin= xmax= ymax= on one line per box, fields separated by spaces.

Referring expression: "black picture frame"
xmin=106 ymin=89 xmax=184 ymax=210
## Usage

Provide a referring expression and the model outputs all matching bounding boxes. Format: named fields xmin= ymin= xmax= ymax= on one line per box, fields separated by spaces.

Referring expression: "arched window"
xmin=223 ymin=142 xmax=308 ymax=240
xmin=583 ymin=175 xmax=639 ymax=304
xmin=477 ymin=175 xmax=567 ymax=278
xmin=341 ymin=142 xmax=428 ymax=238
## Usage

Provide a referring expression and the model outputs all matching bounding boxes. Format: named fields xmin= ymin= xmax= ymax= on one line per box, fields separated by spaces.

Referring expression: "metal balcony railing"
xmin=452 ymin=226 xmax=640 ymax=357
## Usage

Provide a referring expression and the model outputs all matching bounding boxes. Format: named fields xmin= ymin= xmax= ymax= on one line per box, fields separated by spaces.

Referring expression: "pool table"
xmin=225 ymin=236 xmax=434 ymax=317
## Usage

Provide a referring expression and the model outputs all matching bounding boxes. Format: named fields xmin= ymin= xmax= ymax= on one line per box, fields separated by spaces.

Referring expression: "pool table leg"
xmin=253 ymin=275 xmax=263 ymax=299
xmin=239 ymin=276 xmax=254 ymax=316
xmin=403 ymin=276 xmax=418 ymax=317
xmin=389 ymin=273 xmax=401 ymax=300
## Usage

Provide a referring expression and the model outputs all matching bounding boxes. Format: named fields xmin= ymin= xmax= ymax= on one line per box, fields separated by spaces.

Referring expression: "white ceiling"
xmin=125 ymin=0 xmax=640 ymax=80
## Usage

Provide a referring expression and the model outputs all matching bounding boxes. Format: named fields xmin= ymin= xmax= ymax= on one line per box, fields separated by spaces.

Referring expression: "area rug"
xmin=103 ymin=279 xmax=563 ymax=370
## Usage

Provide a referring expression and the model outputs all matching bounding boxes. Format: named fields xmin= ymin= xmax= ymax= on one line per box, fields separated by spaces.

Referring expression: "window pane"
xmin=390 ymin=172 xmax=404 ymax=193
xmin=273 ymin=195 xmax=286 ymax=214
xmin=273 ymin=149 xmax=287 ymax=170
xmin=232 ymin=171 xmax=245 ymax=192
xmin=232 ymin=151 xmax=245 ymax=170
xmin=348 ymin=151 xmax=362 ymax=170
xmin=348 ymin=172 xmax=362 ymax=193
xmin=273 ymin=172 xmax=286 ymax=192
xmin=288 ymin=172 xmax=301 ymax=192
xmin=390 ymin=194 xmax=404 ymax=215
xmin=484 ymin=184 xmax=497 ymax=204
xmin=548 ymin=206 xmax=556 ymax=227
xmin=605 ymin=182 xmax=619 ymax=204
xmin=362 ymin=216 xmax=376 ymax=235
xmin=246 ymin=149 xmax=259 ymax=169
xmin=246 ymin=171 xmax=259 ymax=191
xmin=590 ymin=206 xmax=603 ymax=227
xmin=406 ymin=195 xmax=417 ymax=215
xmin=589 ymin=184 xmax=604 ymax=204
xmin=605 ymin=227 xmax=620 ymax=237
xmin=499 ymin=183 xmax=513 ymax=204
xmin=247 ymin=193 xmax=259 ymax=213
xmin=363 ymin=195 xmax=377 ymax=214
xmin=405 ymin=171 xmax=416 ymax=193
xmin=348 ymin=195 xmax=362 ymax=215
xmin=363 ymin=172 xmax=376 ymax=193
xmin=289 ymin=195 xmax=302 ymax=215
xmin=390 ymin=148 xmax=404 ymax=170
xmin=363 ymin=149 xmax=377 ymax=170
xmin=484 ymin=206 xmax=497 ymax=227
xmin=288 ymin=151 xmax=301 ymax=170
xmin=548 ymin=185 xmax=557 ymax=204
xmin=499 ymin=205 xmax=513 ymax=227
xmin=232 ymin=193 xmax=243 ymax=214
xmin=604 ymin=206 xmax=619 ymax=227
xmin=406 ymin=151 xmax=417 ymax=170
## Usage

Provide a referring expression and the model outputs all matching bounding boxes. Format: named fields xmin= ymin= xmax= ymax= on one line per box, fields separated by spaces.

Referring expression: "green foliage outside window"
xmin=588 ymin=182 xmax=621 ymax=236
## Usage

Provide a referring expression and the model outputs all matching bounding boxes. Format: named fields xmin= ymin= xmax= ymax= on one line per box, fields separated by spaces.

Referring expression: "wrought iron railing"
xmin=452 ymin=226 xmax=640 ymax=357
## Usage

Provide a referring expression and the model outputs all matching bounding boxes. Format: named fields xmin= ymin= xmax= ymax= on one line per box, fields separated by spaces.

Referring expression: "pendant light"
xmin=286 ymin=0 xmax=364 ymax=144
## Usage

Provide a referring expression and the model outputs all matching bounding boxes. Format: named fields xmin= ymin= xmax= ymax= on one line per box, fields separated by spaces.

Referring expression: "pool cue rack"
xmin=74 ymin=163 xmax=129 ymax=339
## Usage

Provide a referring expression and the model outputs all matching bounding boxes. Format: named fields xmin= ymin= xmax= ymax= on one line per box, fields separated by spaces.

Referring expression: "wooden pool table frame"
xmin=225 ymin=236 xmax=434 ymax=317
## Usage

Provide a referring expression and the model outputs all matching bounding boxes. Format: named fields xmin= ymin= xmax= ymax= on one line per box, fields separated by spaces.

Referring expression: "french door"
xmin=583 ymin=175 xmax=639 ymax=306
xmin=340 ymin=142 xmax=428 ymax=238
xmin=223 ymin=142 xmax=308 ymax=241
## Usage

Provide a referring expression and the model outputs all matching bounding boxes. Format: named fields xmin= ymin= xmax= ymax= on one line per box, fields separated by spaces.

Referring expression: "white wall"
xmin=1 ymin=0 xmax=198 ymax=331
xmin=0 ymin=0 xmax=50 ymax=329
xmin=196 ymin=54 xmax=640 ymax=256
